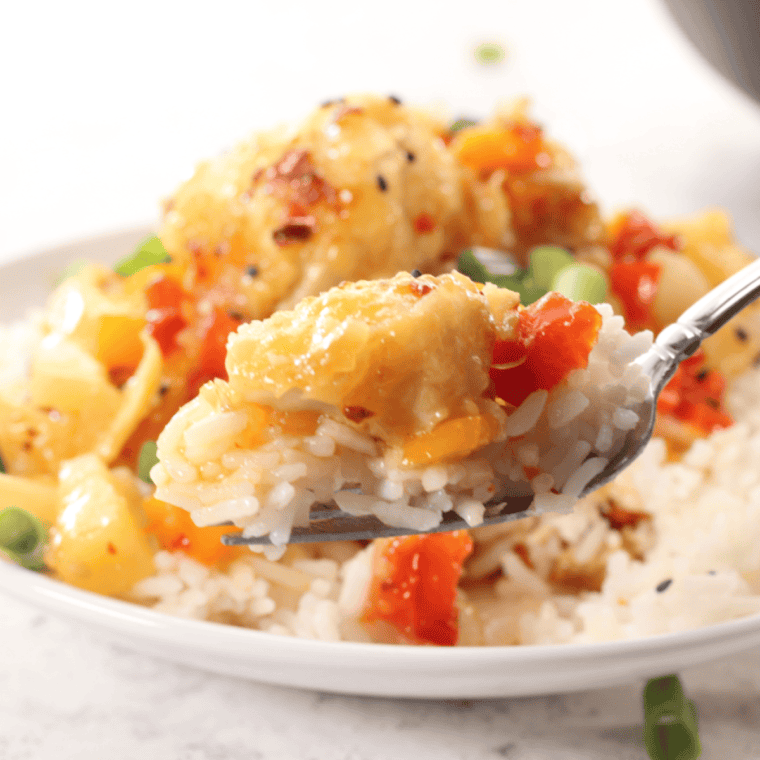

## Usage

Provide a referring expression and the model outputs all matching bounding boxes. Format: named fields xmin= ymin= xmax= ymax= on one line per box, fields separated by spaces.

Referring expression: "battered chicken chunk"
xmin=160 ymin=96 xmax=510 ymax=320
xmin=160 ymin=95 xmax=602 ymax=321
xmin=225 ymin=271 xmax=519 ymax=442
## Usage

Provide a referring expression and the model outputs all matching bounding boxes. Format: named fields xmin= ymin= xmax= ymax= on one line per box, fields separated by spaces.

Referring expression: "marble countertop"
xmin=2 ymin=1 xmax=760 ymax=757
xmin=1 ymin=595 xmax=760 ymax=759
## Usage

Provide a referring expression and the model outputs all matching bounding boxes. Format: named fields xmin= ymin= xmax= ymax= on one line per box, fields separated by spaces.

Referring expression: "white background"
xmin=2 ymin=0 xmax=760 ymax=261
xmin=3 ymin=1 xmax=760 ymax=757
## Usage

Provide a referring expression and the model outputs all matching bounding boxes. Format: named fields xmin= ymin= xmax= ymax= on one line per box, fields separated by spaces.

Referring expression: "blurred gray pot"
xmin=664 ymin=0 xmax=760 ymax=101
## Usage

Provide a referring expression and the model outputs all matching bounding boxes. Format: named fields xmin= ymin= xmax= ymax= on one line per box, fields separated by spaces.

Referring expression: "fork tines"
xmin=221 ymin=495 xmax=535 ymax=545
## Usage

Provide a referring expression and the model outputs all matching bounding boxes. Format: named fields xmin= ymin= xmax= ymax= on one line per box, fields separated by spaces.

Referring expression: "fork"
xmin=222 ymin=257 xmax=760 ymax=546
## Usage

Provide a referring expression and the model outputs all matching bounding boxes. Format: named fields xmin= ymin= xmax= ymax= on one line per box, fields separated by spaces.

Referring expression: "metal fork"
xmin=222 ymin=257 xmax=760 ymax=546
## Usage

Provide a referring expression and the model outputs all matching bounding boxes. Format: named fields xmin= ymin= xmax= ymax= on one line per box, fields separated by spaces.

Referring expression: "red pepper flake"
xmin=273 ymin=220 xmax=315 ymax=246
xmin=343 ymin=405 xmax=375 ymax=423
xmin=332 ymin=104 xmax=364 ymax=122
xmin=107 ymin=542 xmax=117 ymax=555
xmin=188 ymin=240 xmax=213 ymax=280
xmin=42 ymin=407 xmax=62 ymax=423
xmin=108 ymin=365 xmax=137 ymax=387
xmin=414 ymin=212 xmax=436 ymax=234
xmin=168 ymin=534 xmax=191 ymax=551
xmin=600 ymin=499 xmax=650 ymax=531
xmin=513 ymin=542 xmax=533 ymax=569
xmin=261 ymin=149 xmax=337 ymax=211
xmin=410 ymin=280 xmax=434 ymax=297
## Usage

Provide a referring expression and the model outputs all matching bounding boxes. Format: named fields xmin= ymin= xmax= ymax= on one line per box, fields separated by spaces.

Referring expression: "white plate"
xmin=4 ymin=228 xmax=760 ymax=699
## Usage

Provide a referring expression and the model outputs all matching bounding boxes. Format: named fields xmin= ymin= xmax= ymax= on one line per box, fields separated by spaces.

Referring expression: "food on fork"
xmin=151 ymin=270 xmax=652 ymax=555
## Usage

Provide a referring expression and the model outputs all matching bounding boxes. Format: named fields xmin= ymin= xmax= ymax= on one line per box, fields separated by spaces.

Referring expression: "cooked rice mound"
xmin=151 ymin=271 xmax=652 ymax=554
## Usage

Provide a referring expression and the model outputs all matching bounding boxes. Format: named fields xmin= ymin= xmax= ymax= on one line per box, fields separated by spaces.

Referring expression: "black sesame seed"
xmin=159 ymin=383 xmax=170 ymax=397
xmin=695 ymin=369 xmax=709 ymax=382
xmin=388 ymin=95 xmax=402 ymax=105
xmin=227 ymin=310 xmax=244 ymax=322
xmin=708 ymin=570 xmax=717 ymax=576
xmin=655 ymin=579 xmax=672 ymax=593
xmin=736 ymin=327 xmax=749 ymax=342
xmin=246 ymin=265 xmax=259 ymax=278
xmin=406 ymin=151 xmax=416 ymax=162
xmin=376 ymin=175 xmax=388 ymax=192
xmin=411 ymin=269 xmax=422 ymax=278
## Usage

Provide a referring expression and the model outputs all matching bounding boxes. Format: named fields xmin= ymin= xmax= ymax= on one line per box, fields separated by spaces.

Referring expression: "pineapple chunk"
xmin=49 ymin=454 xmax=155 ymax=595
xmin=30 ymin=337 xmax=121 ymax=416
xmin=45 ymin=263 xmax=146 ymax=354
xmin=660 ymin=209 xmax=760 ymax=378
xmin=661 ymin=208 xmax=754 ymax=287
xmin=0 ymin=473 xmax=58 ymax=524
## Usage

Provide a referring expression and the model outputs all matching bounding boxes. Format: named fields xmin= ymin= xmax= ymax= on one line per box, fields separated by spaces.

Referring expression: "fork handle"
xmin=637 ymin=256 xmax=760 ymax=394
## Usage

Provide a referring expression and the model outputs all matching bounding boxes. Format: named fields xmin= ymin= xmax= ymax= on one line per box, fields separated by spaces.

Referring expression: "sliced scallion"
xmin=0 ymin=507 xmax=46 ymax=571
xmin=54 ymin=259 xmax=89 ymax=286
xmin=457 ymin=248 xmax=550 ymax=306
xmin=449 ymin=118 xmax=479 ymax=133
xmin=474 ymin=42 xmax=505 ymax=66
xmin=458 ymin=249 xmax=539 ymax=303
xmin=114 ymin=236 xmax=171 ymax=277
xmin=643 ymin=675 xmax=701 ymax=760
xmin=529 ymin=245 xmax=575 ymax=291
xmin=138 ymin=440 xmax=159 ymax=484
xmin=552 ymin=263 xmax=607 ymax=304
xmin=457 ymin=249 xmax=515 ymax=287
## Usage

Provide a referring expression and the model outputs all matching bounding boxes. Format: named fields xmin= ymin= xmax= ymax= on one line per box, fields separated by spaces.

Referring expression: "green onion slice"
xmin=138 ymin=440 xmax=159 ymax=484
xmin=529 ymin=246 xmax=575 ymax=290
xmin=0 ymin=507 xmax=47 ymax=571
xmin=643 ymin=675 xmax=701 ymax=760
xmin=458 ymin=246 xmax=586 ymax=306
xmin=114 ymin=236 xmax=171 ymax=277
xmin=474 ymin=42 xmax=505 ymax=65
xmin=449 ymin=118 xmax=479 ymax=133
xmin=457 ymin=249 xmax=541 ymax=304
xmin=552 ymin=263 xmax=607 ymax=304
xmin=54 ymin=259 xmax=89 ymax=286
